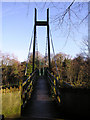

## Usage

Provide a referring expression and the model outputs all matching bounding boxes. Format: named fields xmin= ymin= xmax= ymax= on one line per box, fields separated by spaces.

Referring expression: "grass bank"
xmin=2 ymin=91 xmax=21 ymax=118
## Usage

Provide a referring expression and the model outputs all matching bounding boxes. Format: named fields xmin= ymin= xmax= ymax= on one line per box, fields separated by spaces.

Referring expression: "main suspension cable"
xmin=35 ymin=30 xmax=39 ymax=68
xmin=49 ymin=28 xmax=59 ymax=76
xmin=45 ymin=36 xmax=48 ymax=65
xmin=25 ymin=27 xmax=34 ymax=75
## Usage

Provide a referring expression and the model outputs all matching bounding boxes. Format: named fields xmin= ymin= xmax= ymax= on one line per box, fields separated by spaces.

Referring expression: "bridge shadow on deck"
xmin=21 ymin=76 xmax=90 ymax=120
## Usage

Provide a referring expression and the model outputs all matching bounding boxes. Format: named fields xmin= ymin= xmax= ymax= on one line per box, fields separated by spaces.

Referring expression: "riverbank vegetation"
xmin=0 ymin=51 xmax=89 ymax=88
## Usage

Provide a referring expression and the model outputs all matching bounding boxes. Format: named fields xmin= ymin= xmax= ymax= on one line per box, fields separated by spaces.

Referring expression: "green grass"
xmin=2 ymin=91 xmax=21 ymax=118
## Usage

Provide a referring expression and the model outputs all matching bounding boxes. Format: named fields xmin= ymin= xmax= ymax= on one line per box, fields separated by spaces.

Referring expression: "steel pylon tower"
xmin=32 ymin=8 xmax=51 ymax=72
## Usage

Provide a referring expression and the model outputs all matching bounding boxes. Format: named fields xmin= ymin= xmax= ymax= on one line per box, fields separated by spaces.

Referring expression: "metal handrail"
xmin=46 ymin=69 xmax=61 ymax=103
xmin=22 ymin=80 xmax=32 ymax=96
xmin=22 ymin=77 xmax=30 ymax=87
xmin=47 ymin=75 xmax=54 ymax=86
xmin=63 ymin=81 xmax=72 ymax=88
xmin=21 ymin=68 xmax=39 ymax=108
xmin=22 ymin=69 xmax=37 ymax=87
xmin=47 ymin=70 xmax=56 ymax=80
xmin=47 ymin=69 xmax=72 ymax=88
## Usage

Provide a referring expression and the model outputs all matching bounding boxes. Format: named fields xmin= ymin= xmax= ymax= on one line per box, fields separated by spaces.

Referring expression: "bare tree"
xmin=27 ymin=1 xmax=88 ymax=48
xmin=80 ymin=36 xmax=89 ymax=58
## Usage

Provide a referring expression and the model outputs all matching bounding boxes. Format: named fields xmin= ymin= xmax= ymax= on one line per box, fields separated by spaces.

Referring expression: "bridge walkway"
xmin=21 ymin=76 xmax=63 ymax=119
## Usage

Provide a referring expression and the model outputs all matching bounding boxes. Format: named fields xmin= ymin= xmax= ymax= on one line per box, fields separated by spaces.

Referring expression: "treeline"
xmin=1 ymin=53 xmax=26 ymax=86
xmin=51 ymin=53 xmax=90 ymax=88
xmin=1 ymin=52 xmax=90 ymax=88
xmin=1 ymin=52 xmax=38 ymax=86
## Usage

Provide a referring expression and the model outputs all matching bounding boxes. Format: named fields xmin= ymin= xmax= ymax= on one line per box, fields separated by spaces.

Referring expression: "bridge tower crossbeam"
xmin=32 ymin=8 xmax=51 ymax=72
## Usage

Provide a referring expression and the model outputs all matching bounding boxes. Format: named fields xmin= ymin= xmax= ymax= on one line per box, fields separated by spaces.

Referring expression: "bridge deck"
xmin=21 ymin=76 xmax=90 ymax=120
xmin=21 ymin=76 xmax=63 ymax=119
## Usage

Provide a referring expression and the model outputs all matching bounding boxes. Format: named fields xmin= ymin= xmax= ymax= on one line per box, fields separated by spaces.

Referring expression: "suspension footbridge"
xmin=18 ymin=8 xmax=90 ymax=120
